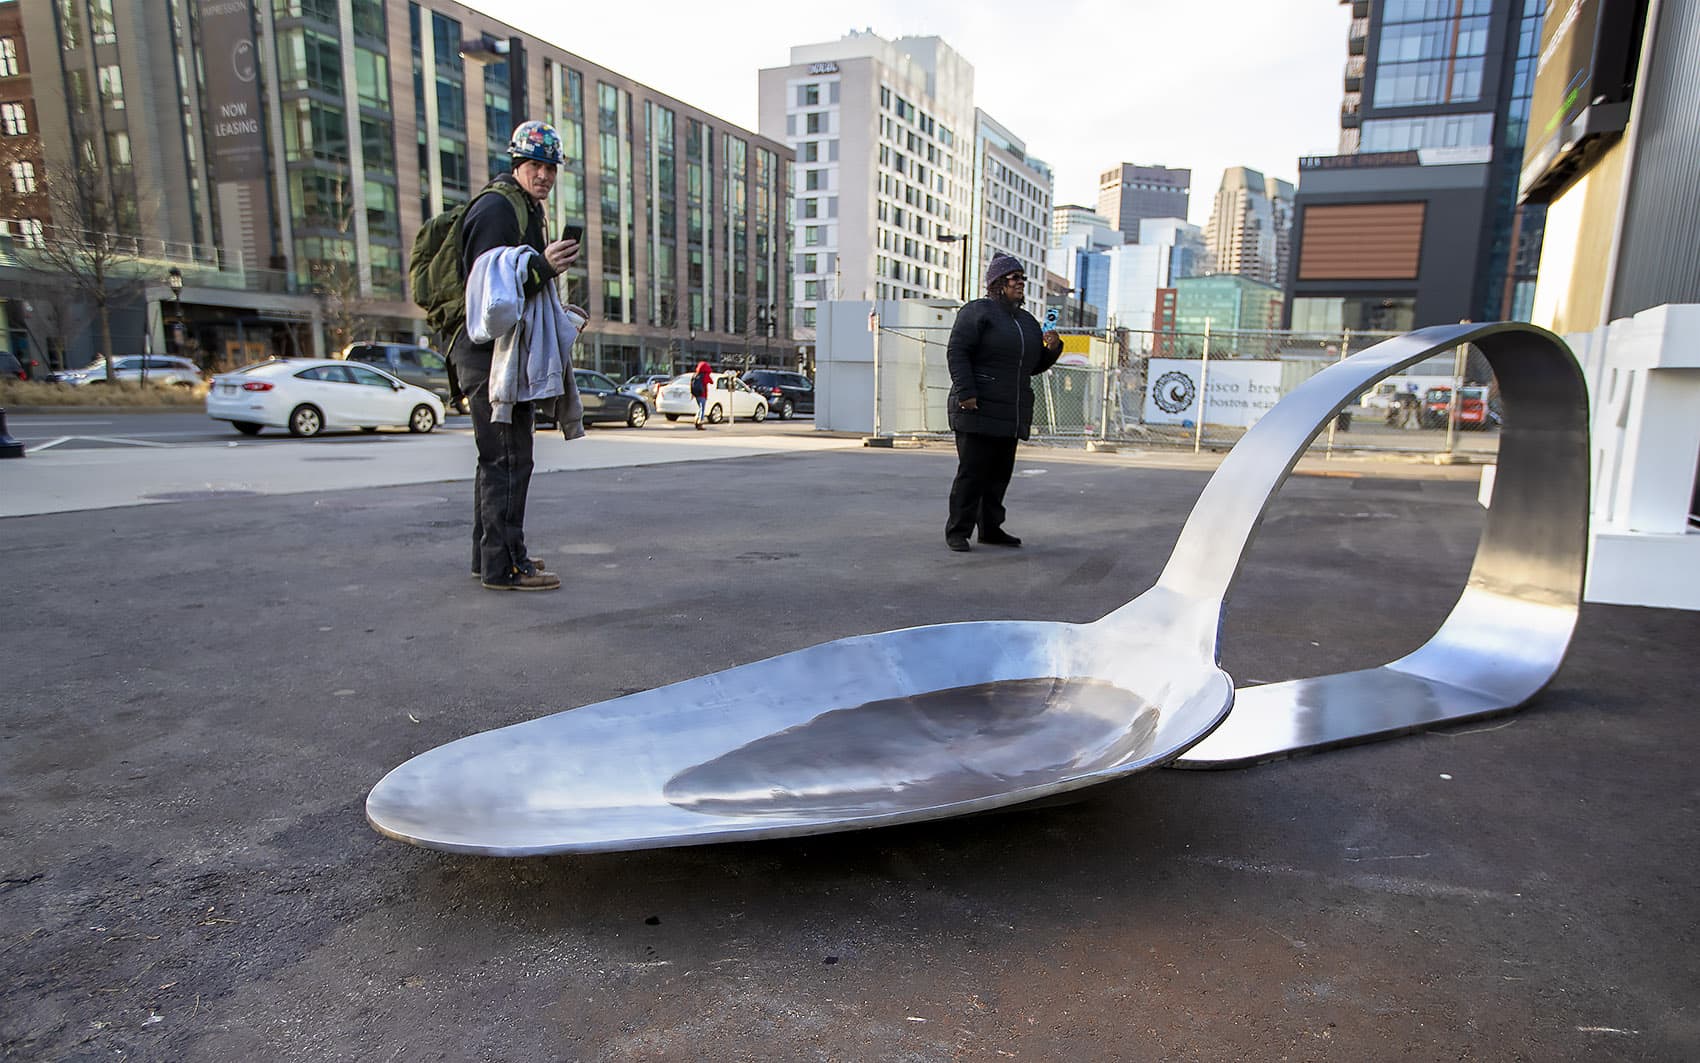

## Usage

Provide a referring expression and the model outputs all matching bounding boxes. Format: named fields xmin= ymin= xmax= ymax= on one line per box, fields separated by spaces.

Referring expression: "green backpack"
xmin=408 ymin=180 xmax=532 ymax=341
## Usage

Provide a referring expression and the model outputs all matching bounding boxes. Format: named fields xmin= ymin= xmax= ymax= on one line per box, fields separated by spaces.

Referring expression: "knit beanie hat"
xmin=985 ymin=253 xmax=1023 ymax=289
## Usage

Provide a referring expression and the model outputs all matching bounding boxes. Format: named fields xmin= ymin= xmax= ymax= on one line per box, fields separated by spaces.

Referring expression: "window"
xmin=800 ymin=199 xmax=817 ymax=219
xmin=17 ymin=218 xmax=44 ymax=248
xmin=347 ymin=365 xmax=393 ymax=387
xmin=802 ymin=254 xmax=817 ymax=273
xmin=800 ymin=84 xmax=818 ymax=106
xmin=9 ymin=160 xmax=34 ymax=193
xmin=804 ymin=226 xmax=819 ymax=246
xmin=805 ymin=112 xmax=823 ymax=134
xmin=0 ymin=101 xmax=26 ymax=134
xmin=356 ymin=48 xmax=390 ymax=109
xmin=804 ymin=169 xmax=821 ymax=191
xmin=106 ymin=131 xmax=130 ymax=169
xmin=0 ymin=38 xmax=18 ymax=78
xmin=801 ymin=141 xmax=818 ymax=163
xmin=90 ymin=0 xmax=115 ymax=44
xmin=98 ymin=65 xmax=124 ymax=110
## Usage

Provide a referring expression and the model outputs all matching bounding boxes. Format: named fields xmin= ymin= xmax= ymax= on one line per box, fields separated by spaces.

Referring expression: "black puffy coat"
xmin=945 ymin=297 xmax=1061 ymax=440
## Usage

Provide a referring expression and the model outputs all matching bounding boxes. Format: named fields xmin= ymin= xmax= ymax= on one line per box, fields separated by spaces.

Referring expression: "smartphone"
xmin=1042 ymin=307 xmax=1060 ymax=333
xmin=562 ymin=222 xmax=583 ymax=244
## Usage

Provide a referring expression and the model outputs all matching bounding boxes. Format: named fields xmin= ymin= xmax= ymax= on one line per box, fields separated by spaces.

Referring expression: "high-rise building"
xmin=1049 ymin=204 xmax=1121 ymax=291
xmin=1050 ymin=204 xmax=1108 ymax=248
xmin=759 ymin=32 xmax=978 ymax=339
xmin=0 ymin=0 xmax=789 ymax=377
xmin=970 ymin=110 xmax=1052 ymax=317
xmin=1287 ymin=0 xmax=1546 ymax=332
xmin=1103 ymin=217 xmax=1205 ymax=340
xmin=1095 ymin=163 xmax=1190 ymax=242
xmin=1203 ymin=167 xmax=1294 ymax=288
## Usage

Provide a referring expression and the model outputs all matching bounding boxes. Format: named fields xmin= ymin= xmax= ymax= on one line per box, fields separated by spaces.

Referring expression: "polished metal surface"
xmin=366 ymin=323 xmax=1588 ymax=852
xmin=1172 ymin=322 xmax=1589 ymax=767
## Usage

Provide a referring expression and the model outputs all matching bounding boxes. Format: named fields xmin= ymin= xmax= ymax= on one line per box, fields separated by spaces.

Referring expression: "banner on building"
xmin=1143 ymin=358 xmax=1283 ymax=428
xmin=197 ymin=0 xmax=266 ymax=182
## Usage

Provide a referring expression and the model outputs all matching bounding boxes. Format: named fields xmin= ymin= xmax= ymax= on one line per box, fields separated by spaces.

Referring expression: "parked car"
xmin=655 ymin=371 xmax=767 ymax=423
xmin=622 ymin=373 xmax=674 ymax=403
xmin=47 ymin=355 xmax=203 ymax=388
xmin=206 ymin=358 xmax=445 ymax=437
xmin=0 ymin=351 xmax=26 ymax=380
xmin=341 ymin=342 xmax=452 ymax=403
xmin=1420 ymin=385 xmax=1491 ymax=430
xmin=741 ymin=369 xmax=814 ymax=420
xmin=537 ymin=369 xmax=651 ymax=430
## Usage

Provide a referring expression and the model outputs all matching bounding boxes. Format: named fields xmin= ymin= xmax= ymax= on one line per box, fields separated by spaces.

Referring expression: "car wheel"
xmin=232 ymin=421 xmax=263 ymax=436
xmin=665 ymin=413 xmax=680 ymax=421
xmin=626 ymin=402 xmax=648 ymax=428
xmin=751 ymin=403 xmax=767 ymax=423
xmin=708 ymin=403 xmax=725 ymax=424
xmin=776 ymin=399 xmax=793 ymax=420
xmin=409 ymin=405 xmax=438 ymax=433
xmin=288 ymin=405 xmax=323 ymax=437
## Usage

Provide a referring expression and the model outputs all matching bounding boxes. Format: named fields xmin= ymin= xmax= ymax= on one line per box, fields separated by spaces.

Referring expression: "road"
xmin=1 ymin=408 xmax=818 ymax=451
xmin=0 ymin=408 xmax=844 ymax=518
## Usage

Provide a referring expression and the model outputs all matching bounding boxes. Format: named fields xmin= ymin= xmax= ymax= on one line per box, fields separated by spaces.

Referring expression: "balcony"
xmin=1348 ymin=17 xmax=1368 ymax=55
xmin=1344 ymin=56 xmax=1364 ymax=93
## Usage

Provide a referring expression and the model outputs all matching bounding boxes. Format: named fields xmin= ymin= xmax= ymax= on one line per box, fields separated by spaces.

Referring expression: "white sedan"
xmin=207 ymin=358 xmax=446 ymax=437
xmin=655 ymin=372 xmax=768 ymax=423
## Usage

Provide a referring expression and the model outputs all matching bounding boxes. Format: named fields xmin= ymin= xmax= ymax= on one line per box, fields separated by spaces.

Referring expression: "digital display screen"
xmin=1519 ymin=0 xmax=1643 ymax=203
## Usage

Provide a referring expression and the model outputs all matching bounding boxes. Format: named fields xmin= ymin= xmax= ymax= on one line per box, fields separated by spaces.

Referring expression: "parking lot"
xmin=2 ymin=435 xmax=1696 ymax=1060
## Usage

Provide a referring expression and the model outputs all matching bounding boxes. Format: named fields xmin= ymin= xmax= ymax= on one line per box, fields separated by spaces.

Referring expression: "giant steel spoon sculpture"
xmin=368 ymin=323 xmax=1588 ymax=855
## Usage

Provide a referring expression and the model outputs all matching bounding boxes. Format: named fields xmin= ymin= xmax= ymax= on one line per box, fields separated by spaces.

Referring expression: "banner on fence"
xmin=1143 ymin=358 xmax=1283 ymax=427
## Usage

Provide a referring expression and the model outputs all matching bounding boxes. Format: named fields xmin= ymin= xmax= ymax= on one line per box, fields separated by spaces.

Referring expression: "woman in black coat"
xmin=943 ymin=253 xmax=1062 ymax=552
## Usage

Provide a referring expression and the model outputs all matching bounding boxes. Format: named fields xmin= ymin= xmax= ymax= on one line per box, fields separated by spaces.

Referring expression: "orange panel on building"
xmin=1297 ymin=203 xmax=1425 ymax=281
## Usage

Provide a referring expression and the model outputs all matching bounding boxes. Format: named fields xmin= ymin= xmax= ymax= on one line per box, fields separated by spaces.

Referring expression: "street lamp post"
xmin=459 ymin=34 xmax=527 ymax=128
xmin=939 ymin=231 xmax=970 ymax=303
xmin=167 ymin=267 xmax=184 ymax=360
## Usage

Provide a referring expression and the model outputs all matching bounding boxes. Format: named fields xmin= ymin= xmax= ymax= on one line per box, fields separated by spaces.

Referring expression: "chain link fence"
xmin=864 ymin=319 xmax=1502 ymax=460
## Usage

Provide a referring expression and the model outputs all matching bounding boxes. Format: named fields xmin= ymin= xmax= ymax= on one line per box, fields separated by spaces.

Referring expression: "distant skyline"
xmin=472 ymin=0 xmax=1353 ymax=230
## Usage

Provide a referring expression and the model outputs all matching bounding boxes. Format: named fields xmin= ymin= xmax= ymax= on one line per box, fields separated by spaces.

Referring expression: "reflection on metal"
xmin=366 ymin=323 xmax=1588 ymax=854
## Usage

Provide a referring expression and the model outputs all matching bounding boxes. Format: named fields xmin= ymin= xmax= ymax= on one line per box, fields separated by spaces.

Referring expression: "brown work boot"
xmin=481 ymin=563 xmax=561 ymax=592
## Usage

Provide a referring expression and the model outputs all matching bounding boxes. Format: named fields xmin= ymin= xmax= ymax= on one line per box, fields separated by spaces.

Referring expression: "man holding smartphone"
xmin=451 ymin=120 xmax=582 ymax=591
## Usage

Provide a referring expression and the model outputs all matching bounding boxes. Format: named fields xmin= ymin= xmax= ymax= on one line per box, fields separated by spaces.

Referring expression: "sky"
xmin=473 ymin=0 xmax=1355 ymax=229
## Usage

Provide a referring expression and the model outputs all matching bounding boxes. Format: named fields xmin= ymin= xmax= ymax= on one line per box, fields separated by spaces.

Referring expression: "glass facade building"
xmin=1 ymin=0 xmax=790 ymax=375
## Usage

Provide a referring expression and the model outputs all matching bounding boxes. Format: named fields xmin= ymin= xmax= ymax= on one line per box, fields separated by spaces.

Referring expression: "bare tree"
xmin=0 ymin=137 xmax=149 ymax=382
xmin=308 ymin=180 xmax=377 ymax=355
xmin=10 ymin=277 xmax=86 ymax=373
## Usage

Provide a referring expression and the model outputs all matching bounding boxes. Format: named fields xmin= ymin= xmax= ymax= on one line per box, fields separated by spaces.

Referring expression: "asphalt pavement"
xmin=1 ymin=434 xmax=1695 ymax=1061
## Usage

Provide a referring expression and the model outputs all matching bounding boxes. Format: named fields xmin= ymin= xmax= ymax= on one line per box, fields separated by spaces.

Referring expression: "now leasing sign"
xmin=1143 ymin=358 xmax=1283 ymax=428
xmin=198 ymin=0 xmax=265 ymax=181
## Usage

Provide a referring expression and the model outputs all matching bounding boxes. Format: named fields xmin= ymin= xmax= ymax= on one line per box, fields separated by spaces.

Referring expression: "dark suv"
xmin=741 ymin=369 xmax=814 ymax=420
xmin=342 ymin=343 xmax=452 ymax=403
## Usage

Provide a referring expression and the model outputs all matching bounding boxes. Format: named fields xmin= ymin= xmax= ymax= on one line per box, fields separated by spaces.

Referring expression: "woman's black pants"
xmin=945 ymin=431 xmax=1017 ymax=542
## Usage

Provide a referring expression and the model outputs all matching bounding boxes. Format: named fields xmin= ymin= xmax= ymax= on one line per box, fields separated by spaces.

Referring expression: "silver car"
xmin=48 ymin=355 xmax=203 ymax=387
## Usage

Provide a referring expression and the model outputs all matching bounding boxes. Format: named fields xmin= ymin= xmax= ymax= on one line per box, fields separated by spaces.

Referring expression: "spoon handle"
xmin=1125 ymin=322 xmax=1591 ymax=766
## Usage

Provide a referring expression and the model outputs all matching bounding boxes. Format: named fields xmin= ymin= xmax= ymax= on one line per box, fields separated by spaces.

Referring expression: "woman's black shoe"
xmin=946 ymin=537 xmax=972 ymax=552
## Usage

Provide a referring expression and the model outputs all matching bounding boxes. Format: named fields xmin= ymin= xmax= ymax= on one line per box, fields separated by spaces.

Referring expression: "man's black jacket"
xmin=945 ymin=297 xmax=1060 ymax=439
xmin=455 ymin=173 xmax=557 ymax=364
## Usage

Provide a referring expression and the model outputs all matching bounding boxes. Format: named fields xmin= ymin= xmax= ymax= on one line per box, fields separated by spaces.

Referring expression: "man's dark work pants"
xmin=946 ymin=431 xmax=1017 ymax=542
xmin=450 ymin=337 xmax=535 ymax=581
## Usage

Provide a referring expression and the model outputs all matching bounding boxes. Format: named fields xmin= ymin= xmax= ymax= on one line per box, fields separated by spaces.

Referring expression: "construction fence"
xmin=844 ymin=317 xmax=1501 ymax=460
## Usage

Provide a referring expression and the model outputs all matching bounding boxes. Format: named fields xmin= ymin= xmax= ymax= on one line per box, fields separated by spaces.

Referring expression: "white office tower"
xmin=760 ymin=32 xmax=977 ymax=339
xmin=1050 ymin=204 xmax=1124 ymax=289
xmin=1104 ymin=218 xmax=1205 ymax=340
xmin=972 ymin=111 xmax=1053 ymax=316
xmin=1203 ymin=166 xmax=1295 ymax=288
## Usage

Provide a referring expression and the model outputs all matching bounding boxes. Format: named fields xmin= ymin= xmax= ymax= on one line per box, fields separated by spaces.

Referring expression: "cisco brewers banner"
xmin=1143 ymin=358 xmax=1283 ymax=428
xmin=198 ymin=0 xmax=265 ymax=181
